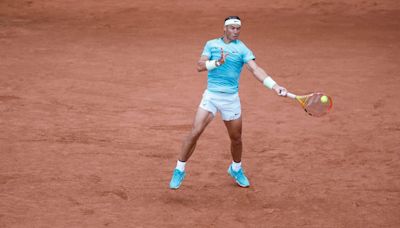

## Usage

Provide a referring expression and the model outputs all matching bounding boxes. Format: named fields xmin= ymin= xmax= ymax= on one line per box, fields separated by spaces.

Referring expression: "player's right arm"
xmin=197 ymin=48 xmax=228 ymax=72
xmin=197 ymin=55 xmax=210 ymax=72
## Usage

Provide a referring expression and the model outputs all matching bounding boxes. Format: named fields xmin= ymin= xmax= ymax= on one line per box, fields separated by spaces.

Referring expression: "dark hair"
xmin=224 ymin=16 xmax=241 ymax=22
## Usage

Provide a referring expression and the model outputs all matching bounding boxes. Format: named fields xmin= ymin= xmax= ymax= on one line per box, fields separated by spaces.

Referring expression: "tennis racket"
xmin=286 ymin=92 xmax=333 ymax=117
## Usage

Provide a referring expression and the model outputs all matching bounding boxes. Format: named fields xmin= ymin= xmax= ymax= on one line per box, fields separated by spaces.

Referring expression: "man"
xmin=169 ymin=16 xmax=287 ymax=189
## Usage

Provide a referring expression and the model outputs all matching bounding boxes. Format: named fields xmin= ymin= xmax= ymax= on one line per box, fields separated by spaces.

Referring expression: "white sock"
xmin=232 ymin=161 xmax=241 ymax=172
xmin=176 ymin=160 xmax=186 ymax=172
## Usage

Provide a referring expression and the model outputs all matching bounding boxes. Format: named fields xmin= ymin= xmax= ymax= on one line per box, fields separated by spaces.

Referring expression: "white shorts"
xmin=199 ymin=90 xmax=241 ymax=121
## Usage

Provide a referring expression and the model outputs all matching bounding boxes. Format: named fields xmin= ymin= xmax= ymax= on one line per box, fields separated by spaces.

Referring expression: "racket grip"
xmin=286 ymin=92 xmax=297 ymax=99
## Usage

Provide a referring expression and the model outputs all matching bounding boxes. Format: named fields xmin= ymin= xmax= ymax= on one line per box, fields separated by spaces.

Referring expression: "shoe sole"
xmin=170 ymin=185 xmax=180 ymax=190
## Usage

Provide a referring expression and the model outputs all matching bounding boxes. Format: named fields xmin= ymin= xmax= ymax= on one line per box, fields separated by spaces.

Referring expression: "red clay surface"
xmin=1 ymin=0 xmax=400 ymax=227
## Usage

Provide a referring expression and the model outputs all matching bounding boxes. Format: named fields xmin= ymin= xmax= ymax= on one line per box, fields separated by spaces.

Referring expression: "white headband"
xmin=224 ymin=19 xmax=241 ymax=26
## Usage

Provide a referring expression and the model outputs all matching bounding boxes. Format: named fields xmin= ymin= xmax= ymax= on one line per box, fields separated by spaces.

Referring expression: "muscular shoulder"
xmin=235 ymin=40 xmax=251 ymax=50
xmin=205 ymin=38 xmax=221 ymax=45
xmin=203 ymin=38 xmax=222 ymax=54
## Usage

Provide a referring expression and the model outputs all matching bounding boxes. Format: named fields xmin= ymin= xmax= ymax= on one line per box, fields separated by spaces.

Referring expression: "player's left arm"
xmin=245 ymin=60 xmax=287 ymax=96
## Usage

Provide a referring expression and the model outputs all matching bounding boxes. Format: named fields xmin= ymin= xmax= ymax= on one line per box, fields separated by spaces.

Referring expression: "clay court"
xmin=1 ymin=0 xmax=399 ymax=227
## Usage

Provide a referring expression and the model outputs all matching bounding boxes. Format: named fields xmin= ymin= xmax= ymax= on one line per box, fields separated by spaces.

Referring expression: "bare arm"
xmin=197 ymin=48 xmax=229 ymax=72
xmin=245 ymin=59 xmax=270 ymax=82
xmin=197 ymin=55 xmax=210 ymax=72
xmin=246 ymin=60 xmax=287 ymax=96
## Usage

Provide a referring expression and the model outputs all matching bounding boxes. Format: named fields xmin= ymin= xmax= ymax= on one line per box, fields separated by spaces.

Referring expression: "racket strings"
xmin=304 ymin=93 xmax=331 ymax=117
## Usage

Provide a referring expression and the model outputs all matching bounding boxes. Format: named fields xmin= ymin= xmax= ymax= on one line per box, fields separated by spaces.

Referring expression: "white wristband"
xmin=263 ymin=77 xmax=277 ymax=89
xmin=205 ymin=60 xmax=217 ymax=71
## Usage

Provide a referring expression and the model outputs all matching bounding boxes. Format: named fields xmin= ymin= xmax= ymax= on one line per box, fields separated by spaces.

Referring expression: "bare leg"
xmin=178 ymin=107 xmax=214 ymax=162
xmin=224 ymin=117 xmax=243 ymax=163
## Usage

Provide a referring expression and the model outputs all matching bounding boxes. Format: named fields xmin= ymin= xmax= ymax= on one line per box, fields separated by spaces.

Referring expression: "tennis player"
xmin=170 ymin=16 xmax=287 ymax=189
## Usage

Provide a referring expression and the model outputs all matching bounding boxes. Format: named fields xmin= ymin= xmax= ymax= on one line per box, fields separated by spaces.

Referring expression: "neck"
xmin=222 ymin=36 xmax=234 ymax=44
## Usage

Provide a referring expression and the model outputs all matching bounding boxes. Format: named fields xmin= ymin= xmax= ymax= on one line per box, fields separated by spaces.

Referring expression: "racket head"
xmin=296 ymin=92 xmax=333 ymax=117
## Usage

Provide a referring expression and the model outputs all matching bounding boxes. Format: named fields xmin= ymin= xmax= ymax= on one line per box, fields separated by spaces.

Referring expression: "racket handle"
xmin=286 ymin=92 xmax=297 ymax=99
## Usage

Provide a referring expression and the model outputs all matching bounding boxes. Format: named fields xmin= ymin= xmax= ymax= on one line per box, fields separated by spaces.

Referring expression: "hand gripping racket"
xmin=286 ymin=92 xmax=333 ymax=117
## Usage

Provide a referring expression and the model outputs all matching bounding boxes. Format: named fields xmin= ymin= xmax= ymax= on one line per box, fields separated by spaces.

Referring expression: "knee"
xmin=187 ymin=127 xmax=203 ymax=141
xmin=230 ymin=135 xmax=242 ymax=145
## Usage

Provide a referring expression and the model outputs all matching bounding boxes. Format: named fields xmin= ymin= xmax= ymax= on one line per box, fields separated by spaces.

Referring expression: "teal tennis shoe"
xmin=228 ymin=165 xmax=250 ymax=187
xmin=169 ymin=169 xmax=186 ymax=189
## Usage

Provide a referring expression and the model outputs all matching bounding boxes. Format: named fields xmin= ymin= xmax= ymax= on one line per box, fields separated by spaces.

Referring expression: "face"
xmin=224 ymin=24 xmax=241 ymax=41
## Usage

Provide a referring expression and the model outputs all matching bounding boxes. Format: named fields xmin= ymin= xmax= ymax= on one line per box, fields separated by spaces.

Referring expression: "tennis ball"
xmin=320 ymin=95 xmax=328 ymax=104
